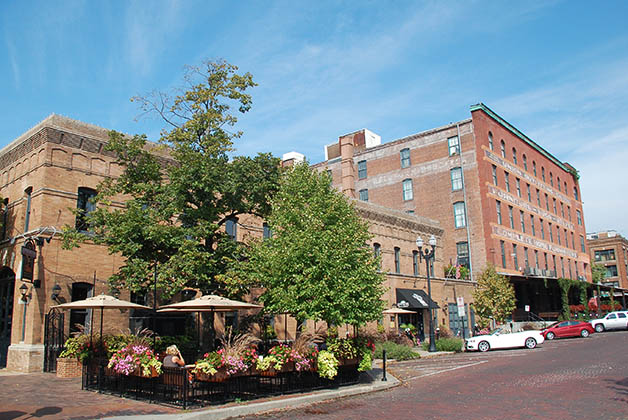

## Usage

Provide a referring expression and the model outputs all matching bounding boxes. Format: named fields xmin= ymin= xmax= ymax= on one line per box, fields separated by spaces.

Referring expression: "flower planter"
xmin=339 ymin=357 xmax=359 ymax=366
xmin=195 ymin=367 xmax=229 ymax=382
xmin=56 ymin=357 xmax=83 ymax=378
xmin=130 ymin=366 xmax=160 ymax=378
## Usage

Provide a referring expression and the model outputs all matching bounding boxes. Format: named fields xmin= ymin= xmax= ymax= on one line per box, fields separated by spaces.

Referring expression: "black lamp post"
xmin=416 ymin=234 xmax=437 ymax=353
xmin=51 ymin=284 xmax=62 ymax=302
xmin=20 ymin=283 xmax=29 ymax=342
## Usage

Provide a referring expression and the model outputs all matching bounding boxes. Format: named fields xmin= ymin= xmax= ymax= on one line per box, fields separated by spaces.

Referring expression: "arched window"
xmin=512 ymin=148 xmax=517 ymax=164
xmin=500 ymin=140 xmax=506 ymax=158
xmin=557 ymin=177 xmax=561 ymax=191
xmin=533 ymin=161 xmax=537 ymax=177
xmin=394 ymin=247 xmax=401 ymax=273
xmin=550 ymin=172 xmax=553 ymax=187
xmin=522 ymin=154 xmax=527 ymax=171
xmin=541 ymin=167 xmax=546 ymax=182
xmin=488 ymin=132 xmax=494 ymax=150
xmin=413 ymin=250 xmax=419 ymax=276
xmin=24 ymin=187 xmax=33 ymax=232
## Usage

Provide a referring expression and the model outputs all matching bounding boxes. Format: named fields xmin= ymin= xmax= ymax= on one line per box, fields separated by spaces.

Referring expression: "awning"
xmin=396 ymin=288 xmax=439 ymax=309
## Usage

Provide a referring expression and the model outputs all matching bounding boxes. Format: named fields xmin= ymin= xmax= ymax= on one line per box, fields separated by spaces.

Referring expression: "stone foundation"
xmin=56 ymin=357 xmax=83 ymax=378
xmin=6 ymin=344 xmax=44 ymax=373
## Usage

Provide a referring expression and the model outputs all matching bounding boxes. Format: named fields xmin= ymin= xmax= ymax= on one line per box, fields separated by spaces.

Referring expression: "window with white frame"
xmin=400 ymin=148 xmax=411 ymax=168
xmin=450 ymin=167 xmax=463 ymax=191
xmin=402 ymin=179 xmax=413 ymax=201
xmin=448 ymin=136 xmax=460 ymax=156
xmin=454 ymin=201 xmax=466 ymax=228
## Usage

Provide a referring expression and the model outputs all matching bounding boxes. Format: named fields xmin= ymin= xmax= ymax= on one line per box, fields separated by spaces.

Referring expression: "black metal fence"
xmin=82 ymin=363 xmax=361 ymax=409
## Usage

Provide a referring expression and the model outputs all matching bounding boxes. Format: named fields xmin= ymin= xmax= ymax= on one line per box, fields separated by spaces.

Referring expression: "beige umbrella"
xmin=53 ymin=293 xmax=151 ymax=338
xmin=383 ymin=307 xmax=415 ymax=332
xmin=158 ymin=294 xmax=262 ymax=310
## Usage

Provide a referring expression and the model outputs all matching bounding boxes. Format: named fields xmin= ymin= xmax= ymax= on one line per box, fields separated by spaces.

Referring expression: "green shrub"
xmin=374 ymin=341 xmax=420 ymax=361
xmin=421 ymin=337 xmax=463 ymax=352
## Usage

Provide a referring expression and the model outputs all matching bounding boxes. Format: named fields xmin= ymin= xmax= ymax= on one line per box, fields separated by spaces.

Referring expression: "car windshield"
xmin=546 ymin=322 xmax=560 ymax=329
xmin=489 ymin=328 xmax=504 ymax=335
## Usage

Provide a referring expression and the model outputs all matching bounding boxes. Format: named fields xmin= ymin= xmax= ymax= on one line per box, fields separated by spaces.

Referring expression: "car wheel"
xmin=580 ymin=329 xmax=590 ymax=338
xmin=525 ymin=337 xmax=537 ymax=349
xmin=546 ymin=332 xmax=555 ymax=340
xmin=594 ymin=324 xmax=604 ymax=333
xmin=478 ymin=341 xmax=490 ymax=352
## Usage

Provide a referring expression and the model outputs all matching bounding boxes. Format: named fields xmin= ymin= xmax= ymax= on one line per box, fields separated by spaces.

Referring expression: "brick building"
xmin=314 ymin=103 xmax=592 ymax=319
xmin=0 ymin=114 xmax=474 ymax=372
xmin=587 ymin=230 xmax=628 ymax=289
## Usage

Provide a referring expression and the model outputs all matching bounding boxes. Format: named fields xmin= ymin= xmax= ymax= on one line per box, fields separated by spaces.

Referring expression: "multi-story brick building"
xmin=1 ymin=114 xmax=474 ymax=372
xmin=587 ymin=230 xmax=628 ymax=289
xmin=314 ymin=103 xmax=592 ymax=319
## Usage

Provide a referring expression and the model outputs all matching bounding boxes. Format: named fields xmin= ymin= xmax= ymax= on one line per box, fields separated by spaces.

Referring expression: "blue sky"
xmin=2 ymin=1 xmax=627 ymax=236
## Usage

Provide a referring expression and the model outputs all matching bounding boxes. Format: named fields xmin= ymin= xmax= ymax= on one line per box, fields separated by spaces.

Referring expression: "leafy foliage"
xmin=472 ymin=265 xmax=516 ymax=326
xmin=62 ymin=60 xmax=281 ymax=298
xmin=246 ymin=163 xmax=386 ymax=326
xmin=591 ymin=263 xmax=606 ymax=284
xmin=373 ymin=341 xmax=420 ymax=361
xmin=421 ymin=337 xmax=463 ymax=352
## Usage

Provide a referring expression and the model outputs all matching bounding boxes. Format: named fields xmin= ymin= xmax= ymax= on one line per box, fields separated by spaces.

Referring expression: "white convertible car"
xmin=465 ymin=327 xmax=545 ymax=352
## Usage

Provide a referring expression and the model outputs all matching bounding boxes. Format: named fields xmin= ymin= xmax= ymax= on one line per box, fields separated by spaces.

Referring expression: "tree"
xmin=472 ymin=265 xmax=516 ymax=326
xmin=63 ymin=60 xmax=281 ymax=299
xmin=246 ymin=163 xmax=386 ymax=327
xmin=591 ymin=263 xmax=606 ymax=285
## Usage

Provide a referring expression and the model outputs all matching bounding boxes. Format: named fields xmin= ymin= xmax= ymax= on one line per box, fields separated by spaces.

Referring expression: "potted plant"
xmin=193 ymin=351 xmax=226 ymax=382
xmin=327 ymin=337 xmax=358 ymax=366
xmin=108 ymin=343 xmax=162 ymax=377
xmin=256 ymin=343 xmax=293 ymax=376
xmin=317 ymin=350 xmax=338 ymax=379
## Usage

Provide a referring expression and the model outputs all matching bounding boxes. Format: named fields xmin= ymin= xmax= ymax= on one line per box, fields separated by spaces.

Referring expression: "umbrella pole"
xmin=197 ymin=312 xmax=200 ymax=349
xmin=100 ymin=307 xmax=104 ymax=339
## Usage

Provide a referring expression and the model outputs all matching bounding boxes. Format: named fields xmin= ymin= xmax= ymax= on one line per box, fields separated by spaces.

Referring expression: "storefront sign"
xmin=457 ymin=297 xmax=465 ymax=317
xmin=21 ymin=240 xmax=36 ymax=281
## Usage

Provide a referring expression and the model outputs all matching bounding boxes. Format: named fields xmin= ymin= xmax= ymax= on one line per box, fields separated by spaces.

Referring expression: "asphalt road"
xmin=247 ymin=330 xmax=628 ymax=420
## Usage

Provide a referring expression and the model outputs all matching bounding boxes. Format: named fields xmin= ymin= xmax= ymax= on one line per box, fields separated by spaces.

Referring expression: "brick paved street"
xmin=247 ymin=331 xmax=628 ymax=420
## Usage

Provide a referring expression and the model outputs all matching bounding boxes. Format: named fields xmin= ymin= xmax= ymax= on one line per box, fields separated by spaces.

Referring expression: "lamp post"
xmin=20 ymin=283 xmax=29 ymax=342
xmin=416 ymin=234 xmax=437 ymax=353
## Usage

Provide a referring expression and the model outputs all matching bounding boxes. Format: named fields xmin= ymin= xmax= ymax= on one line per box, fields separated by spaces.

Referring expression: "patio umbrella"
xmin=52 ymin=294 xmax=151 ymax=339
xmin=383 ymin=307 xmax=415 ymax=332
xmin=158 ymin=295 xmax=262 ymax=349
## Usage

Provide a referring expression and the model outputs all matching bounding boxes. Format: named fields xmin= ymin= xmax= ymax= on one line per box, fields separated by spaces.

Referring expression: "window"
xmin=448 ymin=136 xmax=460 ymax=155
xmin=516 ymin=178 xmax=521 ymax=197
xmin=1 ymin=198 xmax=8 ymax=240
xmin=530 ymin=215 xmax=535 ymax=236
xmin=552 ymin=255 xmax=557 ymax=271
xmin=560 ymin=202 xmax=564 ymax=218
xmin=402 ymin=179 xmax=413 ymax=201
xmin=567 ymin=206 xmax=571 ymax=221
xmin=571 ymin=232 xmax=575 ymax=249
xmin=541 ymin=167 xmax=546 ymax=182
xmin=574 ymin=187 xmax=579 ymax=201
xmin=326 ymin=169 xmax=332 ymax=181
xmin=533 ymin=161 xmax=537 ymax=177
xmin=576 ymin=210 xmax=582 ymax=225
xmin=504 ymin=172 xmax=510 ymax=192
xmin=359 ymin=189 xmax=369 ymax=202
xmin=523 ymin=154 xmax=527 ymax=171
xmin=512 ymin=243 xmax=519 ymax=268
xmin=512 ymin=148 xmax=517 ymax=164
xmin=400 ymin=148 xmax=411 ymax=168
xmin=526 ymin=184 xmax=531 ymax=201
xmin=263 ymin=222 xmax=272 ymax=239
xmin=500 ymin=140 xmax=506 ymax=158
xmin=561 ymin=257 xmax=565 ymax=277
xmin=357 ymin=160 xmax=367 ymax=179
xmin=225 ymin=217 xmax=238 ymax=240
xmin=545 ymin=193 xmax=549 ymax=211
xmin=536 ymin=189 xmax=541 ymax=206
xmin=534 ymin=250 xmax=539 ymax=268
xmin=24 ymin=187 xmax=32 ymax=232
xmin=550 ymin=172 xmax=554 ymax=187
xmin=549 ymin=223 xmax=554 ymax=242
xmin=524 ymin=247 xmax=529 ymax=268
xmin=500 ymin=240 xmax=506 ymax=268
xmin=540 ymin=219 xmax=545 ymax=239
xmin=557 ymin=226 xmax=562 ymax=245
xmin=406 ymin=210 xmax=414 ymax=214
xmin=454 ymin=201 xmax=466 ymax=228
xmin=488 ymin=132 xmax=493 ymax=150
xmin=374 ymin=243 xmax=381 ymax=269
xmin=557 ymin=176 xmax=561 ymax=191
xmin=605 ymin=265 xmax=618 ymax=278
xmin=553 ymin=198 xmax=557 ymax=214
xmin=544 ymin=252 xmax=548 ymax=269
xmin=451 ymin=167 xmax=463 ymax=191
xmin=492 ymin=165 xmax=498 ymax=185
xmin=520 ymin=210 xmax=525 ymax=233
xmin=508 ymin=205 xmax=513 ymax=228
xmin=394 ymin=247 xmax=401 ymax=273
xmin=413 ymin=250 xmax=419 ymax=276
xmin=496 ymin=201 xmax=502 ymax=225
xmin=580 ymin=236 xmax=585 ymax=252
xmin=76 ymin=187 xmax=97 ymax=231
xmin=594 ymin=249 xmax=616 ymax=261
xmin=456 ymin=242 xmax=469 ymax=268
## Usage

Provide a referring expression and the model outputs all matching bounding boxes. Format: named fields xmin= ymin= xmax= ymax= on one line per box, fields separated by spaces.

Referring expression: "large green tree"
xmin=591 ymin=263 xmax=606 ymax=284
xmin=245 ymin=163 xmax=386 ymax=327
xmin=472 ymin=265 xmax=516 ymax=326
xmin=63 ymin=60 xmax=281 ymax=298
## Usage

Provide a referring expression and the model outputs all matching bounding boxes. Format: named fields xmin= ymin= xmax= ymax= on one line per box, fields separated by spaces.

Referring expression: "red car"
xmin=541 ymin=320 xmax=594 ymax=340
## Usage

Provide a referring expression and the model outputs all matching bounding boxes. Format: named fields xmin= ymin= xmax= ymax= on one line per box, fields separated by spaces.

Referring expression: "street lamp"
xmin=416 ymin=234 xmax=437 ymax=352
xmin=19 ymin=283 xmax=29 ymax=342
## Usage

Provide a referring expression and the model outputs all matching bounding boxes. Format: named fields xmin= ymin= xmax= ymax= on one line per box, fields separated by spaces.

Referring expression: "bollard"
xmin=382 ymin=349 xmax=387 ymax=381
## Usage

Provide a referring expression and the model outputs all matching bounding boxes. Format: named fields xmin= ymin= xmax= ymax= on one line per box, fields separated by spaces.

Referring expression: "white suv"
xmin=589 ymin=311 xmax=628 ymax=332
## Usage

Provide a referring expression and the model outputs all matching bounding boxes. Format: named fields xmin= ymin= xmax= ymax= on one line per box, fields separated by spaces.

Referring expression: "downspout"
xmin=457 ymin=123 xmax=474 ymax=282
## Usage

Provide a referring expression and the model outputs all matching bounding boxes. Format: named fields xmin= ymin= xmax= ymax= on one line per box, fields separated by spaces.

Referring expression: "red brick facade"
xmin=587 ymin=231 xmax=628 ymax=289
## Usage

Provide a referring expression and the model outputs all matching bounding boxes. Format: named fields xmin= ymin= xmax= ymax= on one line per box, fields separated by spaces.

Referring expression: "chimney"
xmin=340 ymin=134 xmax=356 ymax=198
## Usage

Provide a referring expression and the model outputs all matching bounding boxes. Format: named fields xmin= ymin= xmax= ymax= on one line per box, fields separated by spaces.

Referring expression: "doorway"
xmin=0 ymin=267 xmax=16 ymax=367
xmin=69 ymin=282 xmax=93 ymax=334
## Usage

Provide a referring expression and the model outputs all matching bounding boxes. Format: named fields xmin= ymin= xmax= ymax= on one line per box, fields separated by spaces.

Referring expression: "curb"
xmin=105 ymin=369 xmax=400 ymax=420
